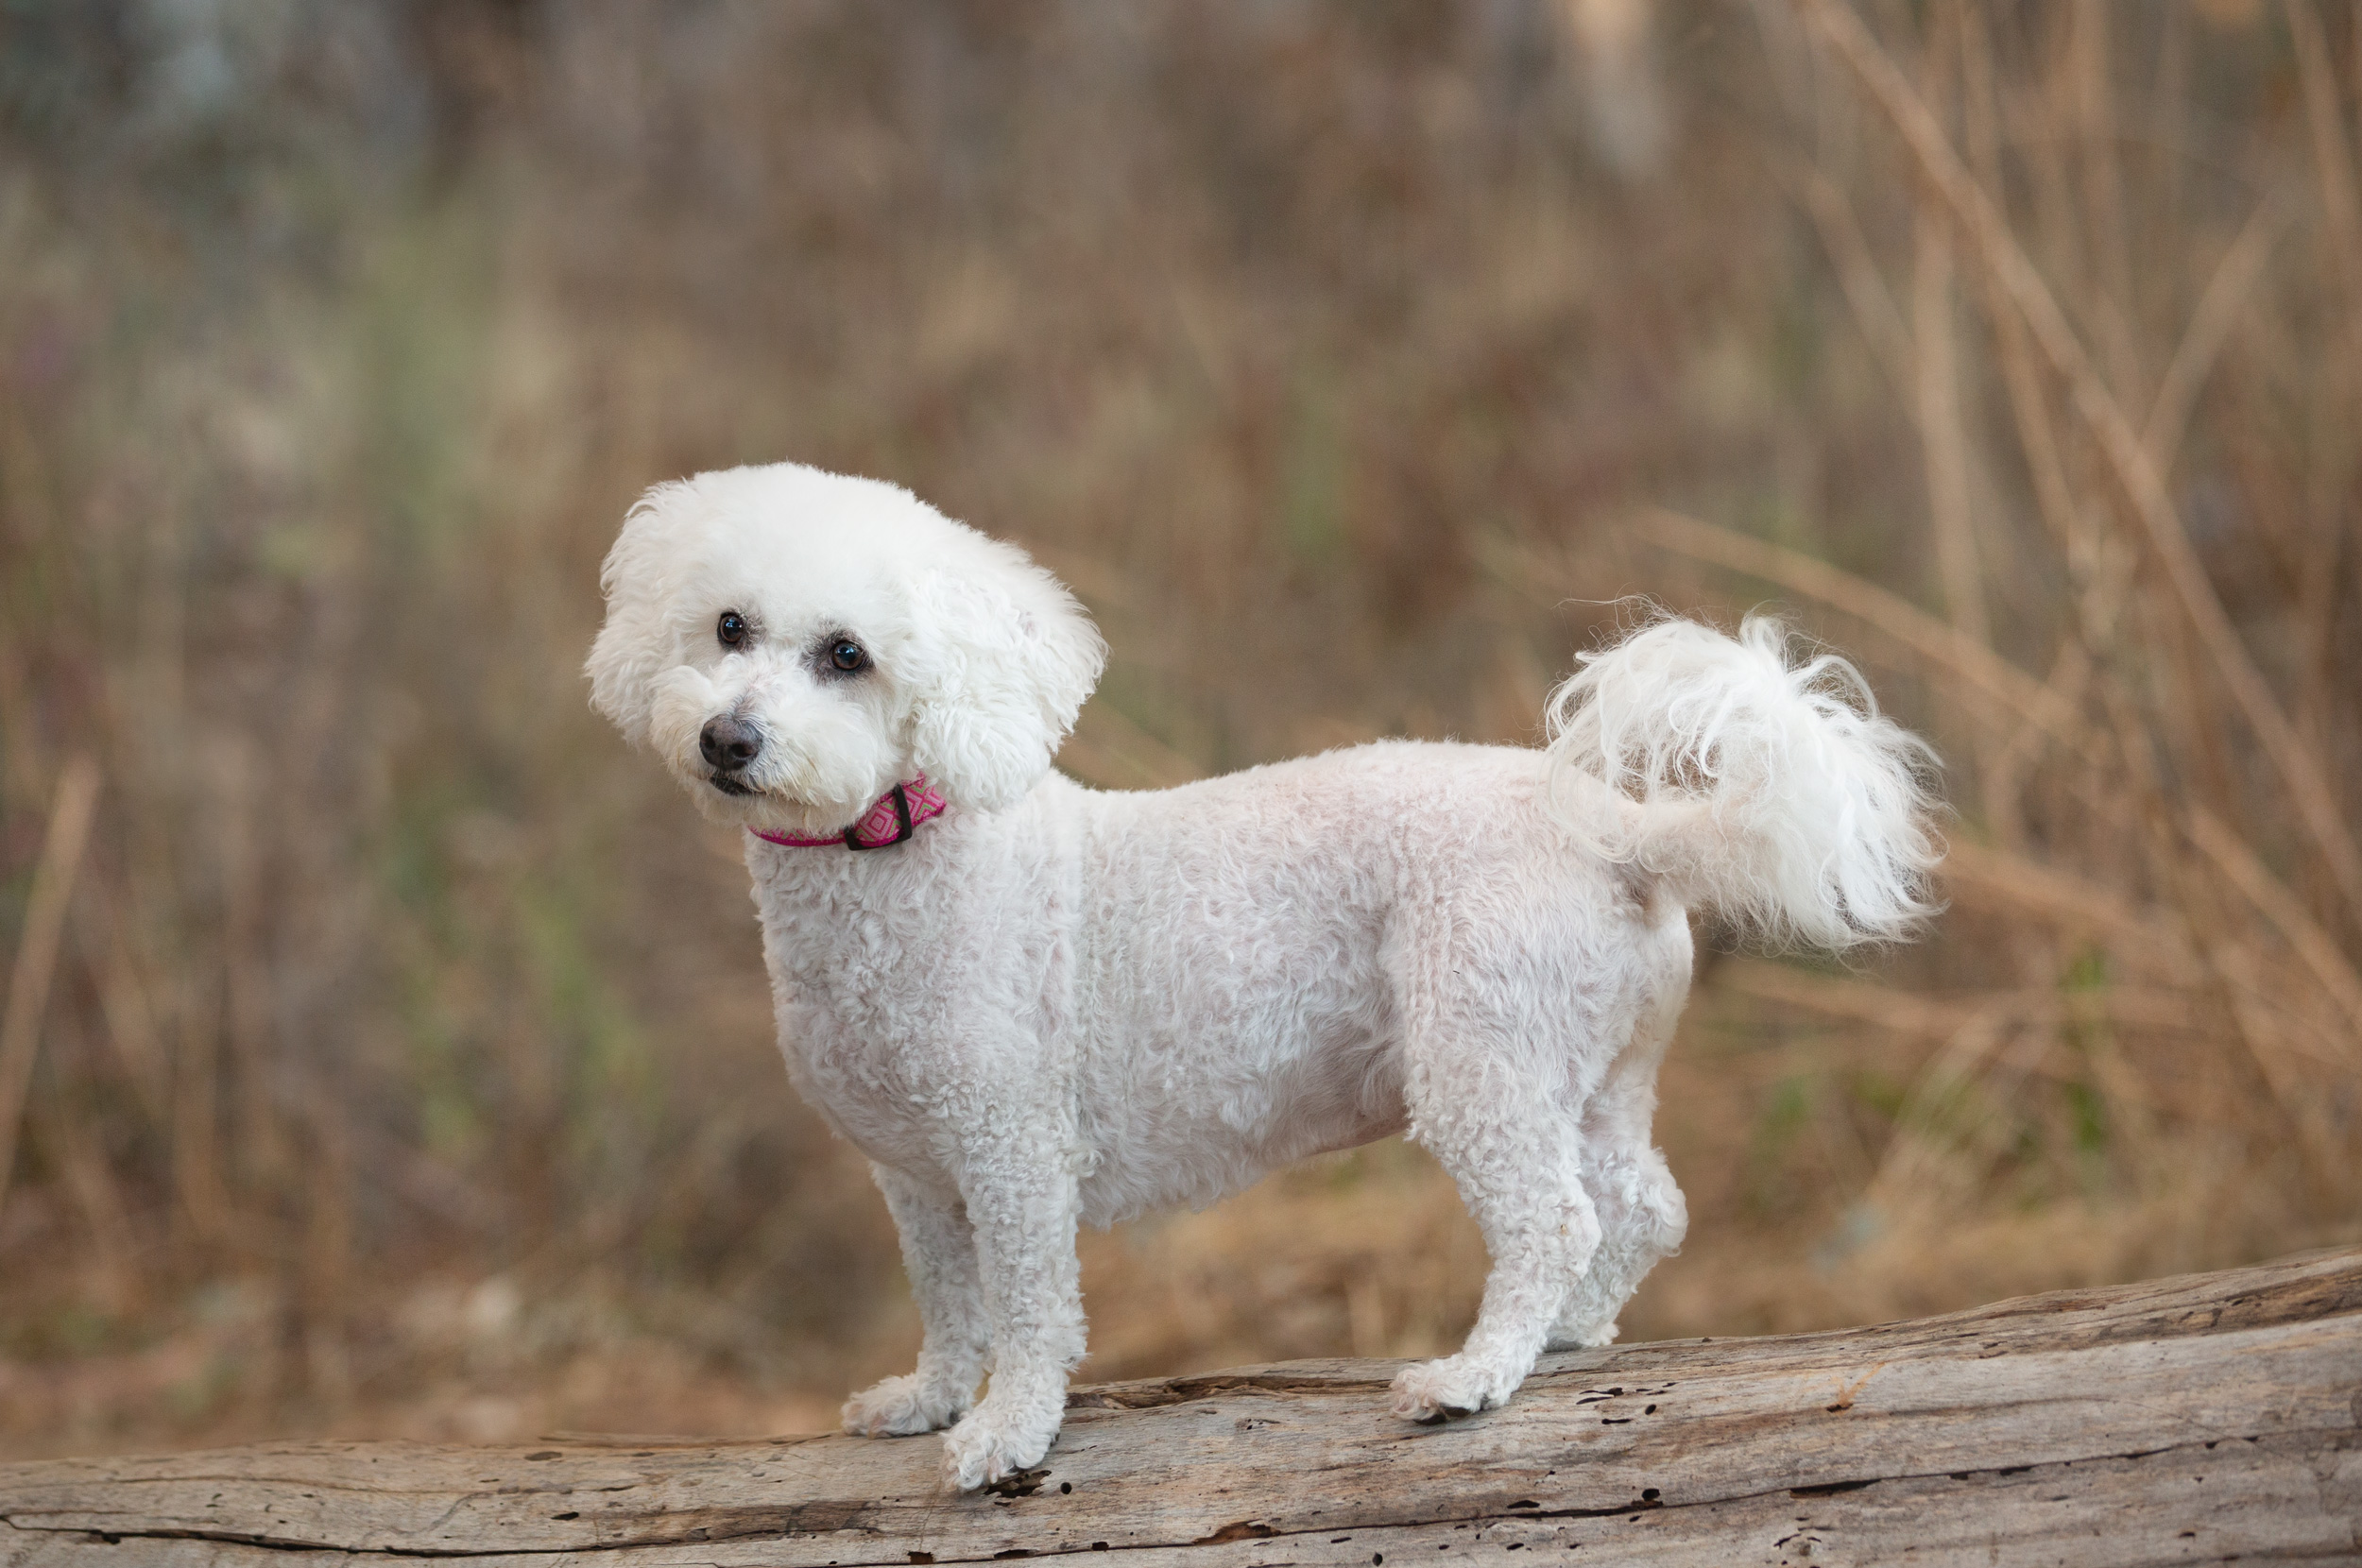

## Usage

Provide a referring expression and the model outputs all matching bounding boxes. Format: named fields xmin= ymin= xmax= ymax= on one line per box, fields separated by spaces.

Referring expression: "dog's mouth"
xmin=709 ymin=772 xmax=761 ymax=798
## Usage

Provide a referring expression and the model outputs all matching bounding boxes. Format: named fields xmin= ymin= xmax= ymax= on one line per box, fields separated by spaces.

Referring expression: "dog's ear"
xmin=905 ymin=544 xmax=1104 ymax=812
xmin=586 ymin=481 xmax=694 ymax=747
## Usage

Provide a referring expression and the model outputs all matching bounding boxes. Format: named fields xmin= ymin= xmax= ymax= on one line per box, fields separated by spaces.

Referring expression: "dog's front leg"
xmin=937 ymin=1141 xmax=1084 ymax=1491
xmin=843 ymin=1165 xmax=988 ymax=1439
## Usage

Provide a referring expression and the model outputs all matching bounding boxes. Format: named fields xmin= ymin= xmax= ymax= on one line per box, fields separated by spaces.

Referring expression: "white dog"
xmin=587 ymin=462 xmax=1939 ymax=1491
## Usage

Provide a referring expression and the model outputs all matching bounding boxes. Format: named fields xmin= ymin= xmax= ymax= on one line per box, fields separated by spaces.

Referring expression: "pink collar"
xmin=748 ymin=775 xmax=948 ymax=852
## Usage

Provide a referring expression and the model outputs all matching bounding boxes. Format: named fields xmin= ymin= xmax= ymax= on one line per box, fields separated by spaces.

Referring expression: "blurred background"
xmin=2 ymin=0 xmax=2358 ymax=1458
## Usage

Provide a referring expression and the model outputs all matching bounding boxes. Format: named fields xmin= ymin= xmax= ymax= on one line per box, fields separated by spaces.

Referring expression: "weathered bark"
xmin=5 ymin=1249 xmax=2357 ymax=1567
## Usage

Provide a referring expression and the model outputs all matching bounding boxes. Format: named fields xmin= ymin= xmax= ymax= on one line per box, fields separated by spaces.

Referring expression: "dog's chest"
xmin=754 ymin=900 xmax=950 ymax=1136
xmin=745 ymin=845 xmax=1072 ymax=1166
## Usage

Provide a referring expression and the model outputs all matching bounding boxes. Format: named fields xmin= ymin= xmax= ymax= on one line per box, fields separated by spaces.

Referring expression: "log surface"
xmin=5 ymin=1250 xmax=2358 ymax=1568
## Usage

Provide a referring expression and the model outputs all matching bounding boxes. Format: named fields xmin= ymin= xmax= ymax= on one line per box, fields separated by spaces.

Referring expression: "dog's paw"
xmin=940 ymin=1406 xmax=1053 ymax=1491
xmin=1544 ymin=1319 xmax=1619 ymax=1353
xmin=843 ymin=1373 xmax=967 ymax=1439
xmin=1389 ymin=1355 xmax=1515 ymax=1424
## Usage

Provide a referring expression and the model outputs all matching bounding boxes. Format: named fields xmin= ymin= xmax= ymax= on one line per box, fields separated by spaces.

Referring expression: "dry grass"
xmin=0 ymin=0 xmax=2356 ymax=1457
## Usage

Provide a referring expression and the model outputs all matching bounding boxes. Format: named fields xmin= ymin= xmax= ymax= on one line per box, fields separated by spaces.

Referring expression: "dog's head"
xmin=586 ymin=463 xmax=1104 ymax=837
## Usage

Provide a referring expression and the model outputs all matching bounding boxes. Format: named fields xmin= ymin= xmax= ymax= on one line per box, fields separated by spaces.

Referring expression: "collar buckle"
xmin=844 ymin=783 xmax=916 ymax=850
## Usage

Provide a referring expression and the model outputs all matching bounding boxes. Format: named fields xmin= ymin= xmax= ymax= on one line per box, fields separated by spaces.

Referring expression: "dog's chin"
xmin=677 ymin=768 xmax=882 ymax=840
xmin=669 ymin=764 xmax=785 ymax=829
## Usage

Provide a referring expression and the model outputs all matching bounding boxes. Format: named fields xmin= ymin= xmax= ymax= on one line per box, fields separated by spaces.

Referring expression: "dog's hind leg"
xmin=1549 ymin=929 xmax=1691 ymax=1352
xmin=1547 ymin=1141 xmax=1686 ymax=1351
xmin=1388 ymin=945 xmax=1603 ymax=1422
xmin=1393 ymin=1084 xmax=1600 ymax=1421
xmin=843 ymin=1165 xmax=989 ymax=1437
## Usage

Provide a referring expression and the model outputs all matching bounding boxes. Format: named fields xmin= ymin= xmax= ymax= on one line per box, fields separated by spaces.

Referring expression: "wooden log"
xmin=5 ymin=1249 xmax=2357 ymax=1567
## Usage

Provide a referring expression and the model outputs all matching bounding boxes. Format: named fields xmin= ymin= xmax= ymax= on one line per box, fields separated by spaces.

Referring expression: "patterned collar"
xmin=748 ymin=775 xmax=949 ymax=852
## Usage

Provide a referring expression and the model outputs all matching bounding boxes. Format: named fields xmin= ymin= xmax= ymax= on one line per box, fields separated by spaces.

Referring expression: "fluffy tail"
xmin=1543 ymin=614 xmax=1943 ymax=949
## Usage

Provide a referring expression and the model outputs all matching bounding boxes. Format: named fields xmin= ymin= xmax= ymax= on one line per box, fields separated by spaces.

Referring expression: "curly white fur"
xmin=586 ymin=462 xmax=1942 ymax=1491
xmin=1544 ymin=614 xmax=1943 ymax=949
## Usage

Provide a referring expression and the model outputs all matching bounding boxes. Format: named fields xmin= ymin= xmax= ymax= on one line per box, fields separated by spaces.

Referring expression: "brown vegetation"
xmin=0 ymin=1 xmax=2356 ymax=1458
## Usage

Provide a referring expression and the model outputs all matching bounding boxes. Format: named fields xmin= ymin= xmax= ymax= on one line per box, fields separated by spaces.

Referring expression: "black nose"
xmin=699 ymin=715 xmax=763 ymax=771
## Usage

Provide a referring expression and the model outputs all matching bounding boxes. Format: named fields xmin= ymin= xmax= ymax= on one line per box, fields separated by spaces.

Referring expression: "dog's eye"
xmin=717 ymin=610 xmax=749 ymax=648
xmin=830 ymin=639 xmax=869 ymax=673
